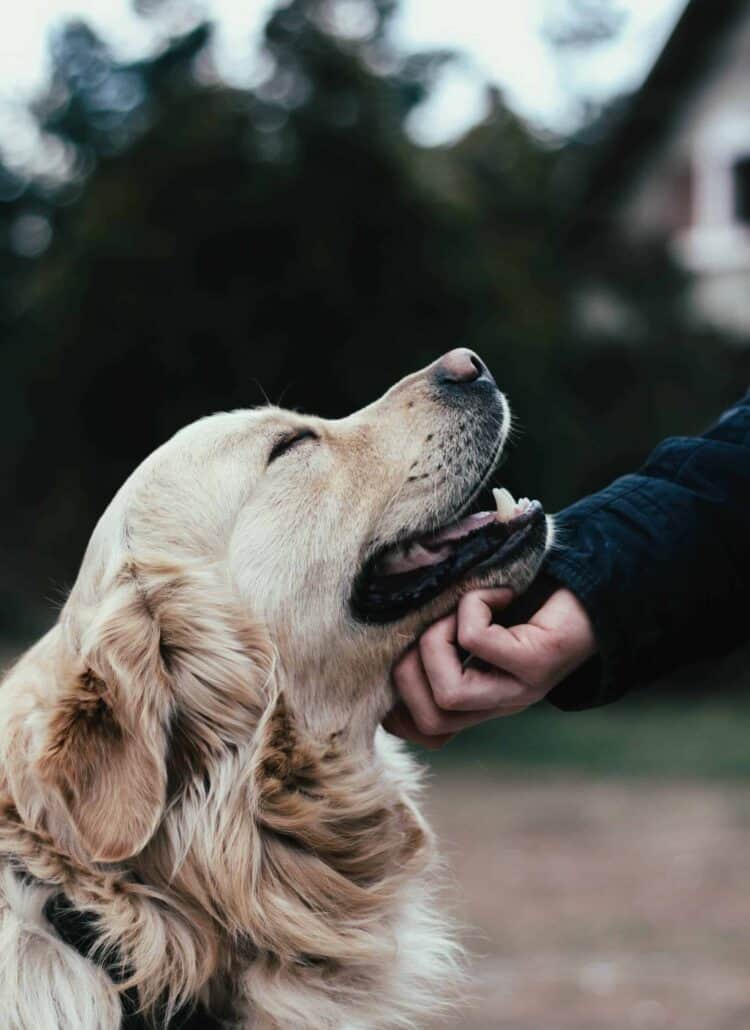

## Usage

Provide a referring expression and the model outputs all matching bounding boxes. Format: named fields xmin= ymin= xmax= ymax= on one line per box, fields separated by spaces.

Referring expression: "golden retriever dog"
xmin=0 ymin=349 xmax=550 ymax=1029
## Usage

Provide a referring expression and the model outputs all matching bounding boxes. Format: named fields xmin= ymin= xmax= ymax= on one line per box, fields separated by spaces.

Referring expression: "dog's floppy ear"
xmin=29 ymin=556 xmax=274 ymax=864
xmin=33 ymin=569 xmax=173 ymax=863
xmin=37 ymin=666 xmax=169 ymax=863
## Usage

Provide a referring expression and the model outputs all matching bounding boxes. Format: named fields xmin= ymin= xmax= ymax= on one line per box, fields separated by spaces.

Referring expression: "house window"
xmin=734 ymin=157 xmax=750 ymax=224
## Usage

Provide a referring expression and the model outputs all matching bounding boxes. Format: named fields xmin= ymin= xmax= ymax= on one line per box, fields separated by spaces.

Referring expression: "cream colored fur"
xmin=0 ymin=355 xmax=548 ymax=1028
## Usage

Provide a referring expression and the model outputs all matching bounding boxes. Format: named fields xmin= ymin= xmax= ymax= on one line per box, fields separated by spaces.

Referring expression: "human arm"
xmin=545 ymin=389 xmax=750 ymax=709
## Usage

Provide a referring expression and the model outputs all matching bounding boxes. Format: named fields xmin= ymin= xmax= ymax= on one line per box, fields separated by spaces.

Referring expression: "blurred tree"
xmin=0 ymin=0 xmax=748 ymax=637
xmin=446 ymin=82 xmax=749 ymax=506
xmin=542 ymin=0 xmax=627 ymax=49
xmin=541 ymin=0 xmax=628 ymax=131
xmin=0 ymin=2 xmax=477 ymax=628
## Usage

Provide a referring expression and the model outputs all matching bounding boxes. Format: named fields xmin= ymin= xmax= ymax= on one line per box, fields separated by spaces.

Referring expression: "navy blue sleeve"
xmin=542 ymin=391 xmax=750 ymax=711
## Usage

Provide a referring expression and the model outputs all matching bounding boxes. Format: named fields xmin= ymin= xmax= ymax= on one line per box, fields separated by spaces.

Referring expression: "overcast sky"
xmin=0 ymin=0 xmax=688 ymax=165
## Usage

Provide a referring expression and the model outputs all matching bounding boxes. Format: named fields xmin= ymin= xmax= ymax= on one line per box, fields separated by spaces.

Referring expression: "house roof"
xmin=574 ymin=0 xmax=750 ymax=241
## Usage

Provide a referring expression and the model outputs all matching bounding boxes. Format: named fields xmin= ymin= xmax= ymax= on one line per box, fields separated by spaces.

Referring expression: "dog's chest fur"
xmin=0 ymin=712 xmax=460 ymax=1029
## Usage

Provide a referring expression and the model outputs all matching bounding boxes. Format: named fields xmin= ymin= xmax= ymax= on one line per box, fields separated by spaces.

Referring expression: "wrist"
xmin=557 ymin=588 xmax=597 ymax=663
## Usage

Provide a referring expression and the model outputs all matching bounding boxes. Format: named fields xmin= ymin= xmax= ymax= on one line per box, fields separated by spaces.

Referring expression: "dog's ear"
xmin=37 ymin=663 xmax=169 ymax=863
xmin=29 ymin=558 xmax=274 ymax=864
xmin=30 ymin=566 xmax=174 ymax=864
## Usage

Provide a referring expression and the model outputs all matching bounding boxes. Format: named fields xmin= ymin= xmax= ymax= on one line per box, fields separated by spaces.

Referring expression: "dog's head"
xmin=8 ymin=350 xmax=549 ymax=864
xmin=229 ymin=348 xmax=548 ymax=682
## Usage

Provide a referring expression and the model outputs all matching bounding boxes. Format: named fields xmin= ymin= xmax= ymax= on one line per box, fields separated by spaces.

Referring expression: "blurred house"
xmin=578 ymin=0 xmax=750 ymax=338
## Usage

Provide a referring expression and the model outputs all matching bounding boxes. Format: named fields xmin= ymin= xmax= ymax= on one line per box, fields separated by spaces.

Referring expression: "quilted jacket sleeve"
xmin=539 ymin=391 xmax=750 ymax=710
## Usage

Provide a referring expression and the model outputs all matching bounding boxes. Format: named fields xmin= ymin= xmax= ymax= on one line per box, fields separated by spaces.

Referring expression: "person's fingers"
xmin=456 ymin=590 xmax=548 ymax=684
xmin=441 ymin=670 xmax=543 ymax=711
xmin=388 ymin=586 xmax=598 ymax=750
xmin=392 ymin=645 xmax=456 ymax=737
xmin=382 ymin=702 xmax=455 ymax=749
xmin=383 ymin=697 xmax=530 ymax=748
xmin=392 ymin=641 xmax=529 ymax=737
xmin=462 ymin=587 xmax=515 ymax=615
xmin=530 ymin=588 xmax=598 ymax=669
xmin=418 ymin=614 xmax=538 ymax=711
xmin=417 ymin=613 xmax=466 ymax=703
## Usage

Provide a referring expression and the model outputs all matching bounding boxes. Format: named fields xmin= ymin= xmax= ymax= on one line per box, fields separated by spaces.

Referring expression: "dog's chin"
xmin=351 ymin=502 xmax=550 ymax=627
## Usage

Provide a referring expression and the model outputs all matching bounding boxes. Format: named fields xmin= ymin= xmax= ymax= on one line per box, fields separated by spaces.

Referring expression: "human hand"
xmin=384 ymin=587 xmax=597 ymax=748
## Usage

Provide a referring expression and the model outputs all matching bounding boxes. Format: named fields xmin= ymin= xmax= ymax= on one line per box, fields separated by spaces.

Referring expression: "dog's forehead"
xmin=166 ymin=407 xmax=309 ymax=455
xmin=156 ymin=394 xmax=422 ymax=493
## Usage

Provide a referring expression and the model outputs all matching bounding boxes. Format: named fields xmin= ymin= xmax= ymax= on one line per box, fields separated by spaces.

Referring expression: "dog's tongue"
xmin=374 ymin=489 xmax=528 ymax=576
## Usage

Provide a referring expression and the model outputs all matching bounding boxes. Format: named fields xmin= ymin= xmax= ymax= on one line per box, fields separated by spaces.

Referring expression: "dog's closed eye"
xmin=267 ymin=429 xmax=318 ymax=465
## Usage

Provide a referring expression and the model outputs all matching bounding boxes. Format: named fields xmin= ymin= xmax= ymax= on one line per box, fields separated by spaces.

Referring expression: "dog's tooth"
xmin=493 ymin=487 xmax=516 ymax=523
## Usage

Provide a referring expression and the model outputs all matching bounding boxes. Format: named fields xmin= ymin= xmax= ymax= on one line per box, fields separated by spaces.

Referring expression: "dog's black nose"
xmin=434 ymin=349 xmax=493 ymax=387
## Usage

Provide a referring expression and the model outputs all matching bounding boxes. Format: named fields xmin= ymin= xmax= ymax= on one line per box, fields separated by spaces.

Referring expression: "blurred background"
xmin=2 ymin=0 xmax=750 ymax=1026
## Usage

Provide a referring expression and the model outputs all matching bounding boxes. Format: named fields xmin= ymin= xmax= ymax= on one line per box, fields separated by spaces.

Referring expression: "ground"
xmin=424 ymin=771 xmax=750 ymax=1030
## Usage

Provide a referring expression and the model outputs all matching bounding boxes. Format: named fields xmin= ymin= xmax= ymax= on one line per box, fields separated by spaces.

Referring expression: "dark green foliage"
xmin=1 ymin=0 xmax=748 ymax=635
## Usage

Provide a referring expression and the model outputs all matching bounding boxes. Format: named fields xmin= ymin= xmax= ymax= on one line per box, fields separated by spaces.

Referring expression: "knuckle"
xmin=528 ymin=680 xmax=551 ymax=702
xmin=420 ymin=623 xmax=444 ymax=653
xmin=433 ymin=683 xmax=462 ymax=712
xmin=502 ymin=681 xmax=527 ymax=703
xmin=391 ymin=663 xmax=410 ymax=692
xmin=414 ymin=711 xmax=448 ymax=737
xmin=457 ymin=622 xmax=480 ymax=654
xmin=524 ymin=664 xmax=548 ymax=692
xmin=516 ymin=681 xmax=544 ymax=705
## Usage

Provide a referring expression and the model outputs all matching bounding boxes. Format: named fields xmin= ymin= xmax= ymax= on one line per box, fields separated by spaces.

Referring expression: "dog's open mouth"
xmin=352 ymin=489 xmax=546 ymax=624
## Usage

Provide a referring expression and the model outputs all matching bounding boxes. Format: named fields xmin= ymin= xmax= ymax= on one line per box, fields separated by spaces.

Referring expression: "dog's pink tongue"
xmin=376 ymin=511 xmax=496 ymax=575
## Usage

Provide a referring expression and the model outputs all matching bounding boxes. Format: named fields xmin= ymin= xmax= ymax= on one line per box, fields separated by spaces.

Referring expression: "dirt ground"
xmin=423 ymin=771 xmax=750 ymax=1030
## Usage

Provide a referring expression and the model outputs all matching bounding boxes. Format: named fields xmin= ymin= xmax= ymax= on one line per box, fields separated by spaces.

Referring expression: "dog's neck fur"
xmin=0 ymin=557 xmax=461 ymax=1028
xmin=0 ymin=700 xmax=454 ymax=1027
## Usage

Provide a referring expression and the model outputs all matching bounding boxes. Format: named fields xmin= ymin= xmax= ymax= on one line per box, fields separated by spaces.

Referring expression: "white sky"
xmin=0 ymin=0 xmax=688 ymax=166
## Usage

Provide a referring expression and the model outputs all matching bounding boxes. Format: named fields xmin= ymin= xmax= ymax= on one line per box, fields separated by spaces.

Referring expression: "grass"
xmin=425 ymin=693 xmax=750 ymax=780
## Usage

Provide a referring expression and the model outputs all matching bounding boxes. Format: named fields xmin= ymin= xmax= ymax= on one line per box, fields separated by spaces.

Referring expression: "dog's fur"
xmin=0 ymin=355 xmax=548 ymax=1028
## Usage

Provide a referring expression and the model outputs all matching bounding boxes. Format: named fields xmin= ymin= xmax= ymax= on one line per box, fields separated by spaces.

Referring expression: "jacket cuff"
xmin=543 ymin=552 xmax=627 ymax=711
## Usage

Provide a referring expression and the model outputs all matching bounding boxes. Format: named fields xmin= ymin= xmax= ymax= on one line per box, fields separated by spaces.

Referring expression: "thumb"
xmin=457 ymin=590 xmax=540 ymax=679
